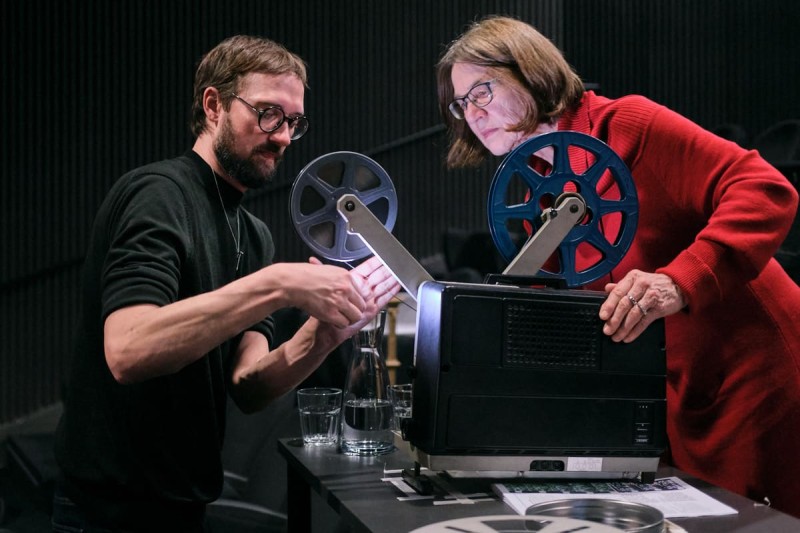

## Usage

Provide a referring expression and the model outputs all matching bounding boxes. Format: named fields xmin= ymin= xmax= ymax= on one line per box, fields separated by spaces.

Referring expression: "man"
xmin=52 ymin=35 xmax=399 ymax=531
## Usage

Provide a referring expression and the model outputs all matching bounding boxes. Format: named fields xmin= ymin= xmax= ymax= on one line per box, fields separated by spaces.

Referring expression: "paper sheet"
xmin=492 ymin=476 xmax=738 ymax=518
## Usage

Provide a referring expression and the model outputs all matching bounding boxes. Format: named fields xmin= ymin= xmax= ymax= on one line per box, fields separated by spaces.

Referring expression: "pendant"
xmin=235 ymin=250 xmax=244 ymax=272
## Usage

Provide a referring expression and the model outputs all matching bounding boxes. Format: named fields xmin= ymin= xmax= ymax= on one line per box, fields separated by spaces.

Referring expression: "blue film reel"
xmin=290 ymin=151 xmax=398 ymax=262
xmin=487 ymin=131 xmax=638 ymax=287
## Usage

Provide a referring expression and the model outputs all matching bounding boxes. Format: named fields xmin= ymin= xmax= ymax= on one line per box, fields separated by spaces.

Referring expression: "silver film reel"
xmin=290 ymin=152 xmax=398 ymax=262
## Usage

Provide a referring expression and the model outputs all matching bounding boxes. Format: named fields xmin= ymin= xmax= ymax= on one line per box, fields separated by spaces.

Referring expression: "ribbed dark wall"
xmin=562 ymin=0 xmax=800 ymax=137
xmin=2 ymin=0 xmax=798 ymax=425
xmin=0 ymin=0 xmax=563 ymax=426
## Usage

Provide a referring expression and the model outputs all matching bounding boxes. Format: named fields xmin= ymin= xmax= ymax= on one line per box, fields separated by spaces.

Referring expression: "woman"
xmin=436 ymin=15 xmax=800 ymax=517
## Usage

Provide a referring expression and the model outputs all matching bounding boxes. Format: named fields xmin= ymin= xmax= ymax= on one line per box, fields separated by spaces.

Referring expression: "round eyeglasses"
xmin=448 ymin=79 xmax=497 ymax=120
xmin=230 ymin=93 xmax=309 ymax=140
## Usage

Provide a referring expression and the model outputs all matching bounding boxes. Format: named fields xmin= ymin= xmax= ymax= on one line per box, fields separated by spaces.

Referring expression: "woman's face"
xmin=450 ymin=62 xmax=528 ymax=156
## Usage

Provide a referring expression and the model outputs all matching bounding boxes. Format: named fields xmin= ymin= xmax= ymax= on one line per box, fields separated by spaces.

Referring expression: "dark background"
xmin=2 ymin=0 xmax=798 ymax=431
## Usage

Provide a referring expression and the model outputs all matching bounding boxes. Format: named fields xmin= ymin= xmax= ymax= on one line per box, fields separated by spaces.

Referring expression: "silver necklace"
xmin=211 ymin=170 xmax=244 ymax=272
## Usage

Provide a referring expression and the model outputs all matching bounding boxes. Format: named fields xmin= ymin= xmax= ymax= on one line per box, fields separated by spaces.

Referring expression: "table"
xmin=278 ymin=438 xmax=800 ymax=533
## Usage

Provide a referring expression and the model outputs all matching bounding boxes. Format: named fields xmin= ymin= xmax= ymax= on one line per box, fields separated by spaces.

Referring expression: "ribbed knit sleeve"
xmin=633 ymin=106 xmax=798 ymax=310
xmin=564 ymin=92 xmax=799 ymax=310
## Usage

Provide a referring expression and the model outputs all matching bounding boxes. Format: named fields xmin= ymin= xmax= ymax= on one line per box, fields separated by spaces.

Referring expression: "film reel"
xmin=290 ymin=151 xmax=398 ymax=262
xmin=487 ymin=131 xmax=638 ymax=287
xmin=409 ymin=515 xmax=626 ymax=533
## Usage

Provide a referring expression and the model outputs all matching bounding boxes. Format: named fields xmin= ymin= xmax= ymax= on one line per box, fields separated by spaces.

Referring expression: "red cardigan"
xmin=557 ymin=92 xmax=800 ymax=516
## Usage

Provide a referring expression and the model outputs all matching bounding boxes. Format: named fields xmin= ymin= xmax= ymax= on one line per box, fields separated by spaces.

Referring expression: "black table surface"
xmin=278 ymin=437 xmax=800 ymax=533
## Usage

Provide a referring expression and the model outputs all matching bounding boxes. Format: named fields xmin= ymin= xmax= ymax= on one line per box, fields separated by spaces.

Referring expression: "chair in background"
xmin=442 ymin=227 xmax=507 ymax=282
xmin=211 ymin=306 xmax=357 ymax=533
xmin=0 ymin=434 xmax=55 ymax=532
xmin=710 ymin=122 xmax=749 ymax=147
xmin=207 ymin=391 xmax=295 ymax=533
xmin=753 ymin=119 xmax=800 ymax=190
xmin=1 ymin=396 xmax=292 ymax=533
xmin=750 ymin=120 xmax=800 ymax=284
xmin=752 ymin=119 xmax=800 ymax=165
xmin=209 ymin=307 xmax=308 ymax=532
xmin=0 ymin=307 xmax=337 ymax=533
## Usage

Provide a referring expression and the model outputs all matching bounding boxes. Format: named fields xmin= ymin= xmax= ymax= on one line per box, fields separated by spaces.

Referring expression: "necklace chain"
xmin=211 ymin=170 xmax=243 ymax=272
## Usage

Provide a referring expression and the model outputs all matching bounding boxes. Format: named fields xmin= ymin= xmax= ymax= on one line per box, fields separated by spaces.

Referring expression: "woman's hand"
xmin=598 ymin=269 xmax=686 ymax=342
xmin=309 ymin=256 xmax=401 ymax=340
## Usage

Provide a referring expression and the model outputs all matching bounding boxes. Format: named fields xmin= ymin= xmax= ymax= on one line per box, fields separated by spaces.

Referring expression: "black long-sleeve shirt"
xmin=54 ymin=150 xmax=275 ymax=530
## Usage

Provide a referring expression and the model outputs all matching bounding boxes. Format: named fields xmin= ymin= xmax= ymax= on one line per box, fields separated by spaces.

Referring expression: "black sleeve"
xmin=101 ymin=173 xmax=190 ymax=319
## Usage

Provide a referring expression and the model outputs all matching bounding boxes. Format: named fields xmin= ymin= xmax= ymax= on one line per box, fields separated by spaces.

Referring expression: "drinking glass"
xmin=297 ymin=387 xmax=342 ymax=446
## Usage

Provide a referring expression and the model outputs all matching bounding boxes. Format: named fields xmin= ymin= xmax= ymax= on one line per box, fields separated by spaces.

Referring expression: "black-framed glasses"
xmin=448 ymin=79 xmax=497 ymax=120
xmin=230 ymin=93 xmax=309 ymax=140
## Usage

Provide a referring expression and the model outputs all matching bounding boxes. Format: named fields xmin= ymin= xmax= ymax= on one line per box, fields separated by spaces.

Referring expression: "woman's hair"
xmin=437 ymin=16 xmax=584 ymax=168
xmin=190 ymin=35 xmax=308 ymax=138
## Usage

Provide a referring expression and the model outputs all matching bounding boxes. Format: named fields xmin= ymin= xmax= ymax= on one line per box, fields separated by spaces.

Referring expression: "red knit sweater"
xmin=555 ymin=92 xmax=800 ymax=516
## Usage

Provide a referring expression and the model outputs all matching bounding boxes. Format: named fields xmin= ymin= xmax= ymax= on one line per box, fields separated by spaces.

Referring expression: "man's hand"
xmin=229 ymin=256 xmax=400 ymax=409
xmin=276 ymin=261 xmax=369 ymax=328
xmin=310 ymin=255 xmax=401 ymax=341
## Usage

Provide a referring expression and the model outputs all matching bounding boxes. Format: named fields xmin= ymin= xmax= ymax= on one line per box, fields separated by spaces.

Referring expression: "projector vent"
xmin=504 ymin=299 xmax=601 ymax=370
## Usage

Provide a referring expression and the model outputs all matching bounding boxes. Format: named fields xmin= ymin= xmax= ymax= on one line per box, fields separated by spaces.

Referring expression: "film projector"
xmin=289 ymin=132 xmax=667 ymax=488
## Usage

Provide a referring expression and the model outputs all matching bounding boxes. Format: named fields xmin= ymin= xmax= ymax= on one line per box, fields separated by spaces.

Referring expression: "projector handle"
xmin=502 ymin=193 xmax=586 ymax=277
xmin=337 ymin=193 xmax=433 ymax=306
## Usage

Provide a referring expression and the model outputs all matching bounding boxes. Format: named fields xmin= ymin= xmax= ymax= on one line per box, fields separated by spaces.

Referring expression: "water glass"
xmin=388 ymin=383 xmax=413 ymax=431
xmin=297 ymin=387 xmax=342 ymax=446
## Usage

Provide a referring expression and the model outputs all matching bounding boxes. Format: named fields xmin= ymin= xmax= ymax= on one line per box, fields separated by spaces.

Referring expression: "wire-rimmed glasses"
xmin=230 ymin=93 xmax=309 ymax=140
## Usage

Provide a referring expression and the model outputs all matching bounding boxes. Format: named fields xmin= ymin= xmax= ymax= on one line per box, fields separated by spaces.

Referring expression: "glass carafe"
xmin=340 ymin=309 xmax=395 ymax=456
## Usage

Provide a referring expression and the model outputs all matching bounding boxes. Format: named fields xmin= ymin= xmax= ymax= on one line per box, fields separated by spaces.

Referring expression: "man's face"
xmin=214 ymin=72 xmax=305 ymax=189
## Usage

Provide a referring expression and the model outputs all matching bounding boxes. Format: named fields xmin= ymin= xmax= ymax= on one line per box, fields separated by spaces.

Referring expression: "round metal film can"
xmin=525 ymin=498 xmax=665 ymax=533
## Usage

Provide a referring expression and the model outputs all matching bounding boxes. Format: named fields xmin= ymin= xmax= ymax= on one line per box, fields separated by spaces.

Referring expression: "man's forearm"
xmin=230 ymin=318 xmax=346 ymax=412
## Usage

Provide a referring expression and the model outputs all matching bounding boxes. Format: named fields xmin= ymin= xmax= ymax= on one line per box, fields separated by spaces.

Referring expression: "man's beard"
xmin=214 ymin=117 xmax=283 ymax=190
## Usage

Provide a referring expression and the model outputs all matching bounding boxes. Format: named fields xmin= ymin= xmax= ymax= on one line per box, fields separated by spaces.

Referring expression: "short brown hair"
xmin=190 ymin=35 xmax=308 ymax=137
xmin=437 ymin=16 xmax=584 ymax=168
